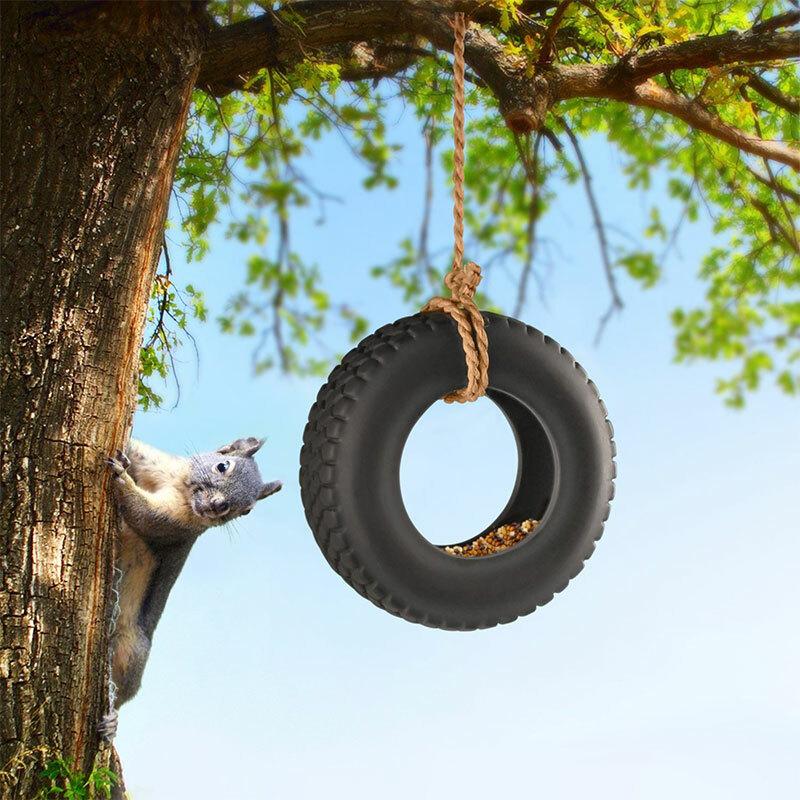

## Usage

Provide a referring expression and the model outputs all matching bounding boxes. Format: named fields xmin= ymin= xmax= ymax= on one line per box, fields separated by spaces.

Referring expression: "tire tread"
xmin=299 ymin=312 xmax=616 ymax=630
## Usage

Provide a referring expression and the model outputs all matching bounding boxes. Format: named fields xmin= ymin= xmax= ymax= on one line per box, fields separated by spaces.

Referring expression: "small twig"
xmin=559 ymin=117 xmax=624 ymax=342
xmin=210 ymin=94 xmax=233 ymax=165
xmin=744 ymin=164 xmax=800 ymax=203
xmin=540 ymin=125 xmax=563 ymax=151
xmin=268 ymin=66 xmax=290 ymax=161
xmin=657 ymin=194 xmax=691 ymax=267
xmin=740 ymin=86 xmax=800 ymax=253
xmin=537 ymin=0 xmax=574 ymax=66
xmin=578 ymin=0 xmax=627 ymax=56
xmin=161 ymin=325 xmax=182 ymax=410
xmin=145 ymin=234 xmax=173 ymax=350
xmin=512 ymin=133 xmax=544 ymax=316
xmin=290 ymin=88 xmax=374 ymax=166
xmin=735 ymin=69 xmax=800 ymax=114
xmin=418 ymin=115 xmax=435 ymax=276
xmin=273 ymin=210 xmax=291 ymax=372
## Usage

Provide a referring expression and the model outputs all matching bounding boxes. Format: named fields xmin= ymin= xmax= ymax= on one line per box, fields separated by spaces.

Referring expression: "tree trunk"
xmin=0 ymin=3 xmax=204 ymax=795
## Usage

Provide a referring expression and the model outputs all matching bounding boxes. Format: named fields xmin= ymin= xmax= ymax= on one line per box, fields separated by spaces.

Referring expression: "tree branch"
xmin=144 ymin=234 xmax=173 ymax=350
xmin=623 ymin=81 xmax=800 ymax=170
xmin=417 ymin=115 xmax=435 ymax=276
xmin=197 ymin=3 xmax=800 ymax=166
xmin=737 ymin=70 xmax=800 ymax=114
xmin=752 ymin=10 xmax=800 ymax=33
xmin=199 ymin=1 xmax=490 ymax=95
xmin=536 ymin=0 xmax=573 ymax=66
xmin=745 ymin=164 xmax=800 ymax=203
xmin=559 ymin=118 xmax=623 ymax=341
xmin=611 ymin=23 xmax=799 ymax=84
xmin=513 ymin=132 xmax=543 ymax=317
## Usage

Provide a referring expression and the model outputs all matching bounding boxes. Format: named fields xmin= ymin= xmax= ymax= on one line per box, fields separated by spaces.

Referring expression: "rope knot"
xmin=445 ymin=261 xmax=482 ymax=303
xmin=422 ymin=259 xmax=489 ymax=404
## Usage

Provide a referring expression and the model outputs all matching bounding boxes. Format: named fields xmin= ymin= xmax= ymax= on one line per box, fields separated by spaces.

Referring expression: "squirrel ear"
xmin=259 ymin=480 xmax=282 ymax=500
xmin=217 ymin=436 xmax=265 ymax=458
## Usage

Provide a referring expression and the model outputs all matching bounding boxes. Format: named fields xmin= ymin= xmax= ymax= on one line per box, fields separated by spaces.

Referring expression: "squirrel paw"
xmin=97 ymin=709 xmax=118 ymax=741
xmin=106 ymin=450 xmax=131 ymax=478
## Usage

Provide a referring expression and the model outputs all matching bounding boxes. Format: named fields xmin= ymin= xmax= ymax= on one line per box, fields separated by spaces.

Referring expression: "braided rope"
xmin=422 ymin=12 xmax=489 ymax=404
xmin=451 ymin=11 xmax=466 ymax=274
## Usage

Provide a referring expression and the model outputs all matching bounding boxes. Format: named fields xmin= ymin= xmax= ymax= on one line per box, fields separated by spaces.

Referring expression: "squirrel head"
xmin=187 ymin=437 xmax=281 ymax=525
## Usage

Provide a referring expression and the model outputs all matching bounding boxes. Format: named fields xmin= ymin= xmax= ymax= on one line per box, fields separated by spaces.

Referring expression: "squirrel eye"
xmin=216 ymin=460 xmax=230 ymax=474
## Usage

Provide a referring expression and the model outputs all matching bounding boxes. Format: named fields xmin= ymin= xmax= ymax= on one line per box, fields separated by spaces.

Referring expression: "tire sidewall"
xmin=301 ymin=312 xmax=615 ymax=629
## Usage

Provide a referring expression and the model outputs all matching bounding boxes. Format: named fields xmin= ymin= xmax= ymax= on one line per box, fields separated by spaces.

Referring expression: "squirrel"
xmin=98 ymin=436 xmax=281 ymax=739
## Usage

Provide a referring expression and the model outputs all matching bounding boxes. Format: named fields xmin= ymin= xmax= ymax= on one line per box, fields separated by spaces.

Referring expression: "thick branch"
xmin=613 ymin=26 xmax=799 ymax=83
xmin=198 ymin=4 xmax=800 ymax=165
xmin=199 ymin=1 xmax=489 ymax=95
xmin=625 ymin=81 xmax=800 ymax=170
xmin=752 ymin=10 xmax=800 ymax=33
xmin=327 ymin=40 xmax=422 ymax=81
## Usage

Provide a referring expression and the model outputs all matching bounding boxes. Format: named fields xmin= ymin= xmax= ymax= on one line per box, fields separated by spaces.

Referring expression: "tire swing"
xmin=300 ymin=14 xmax=616 ymax=630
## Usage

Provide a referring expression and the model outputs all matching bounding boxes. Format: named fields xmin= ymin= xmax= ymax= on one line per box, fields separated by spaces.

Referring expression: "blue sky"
xmin=118 ymin=98 xmax=799 ymax=799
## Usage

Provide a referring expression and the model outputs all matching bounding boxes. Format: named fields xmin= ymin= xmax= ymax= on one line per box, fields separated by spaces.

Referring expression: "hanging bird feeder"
xmin=299 ymin=14 xmax=615 ymax=630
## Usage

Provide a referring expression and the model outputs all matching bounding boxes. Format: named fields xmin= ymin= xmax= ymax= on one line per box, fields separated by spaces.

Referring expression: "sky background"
xmin=118 ymin=95 xmax=799 ymax=799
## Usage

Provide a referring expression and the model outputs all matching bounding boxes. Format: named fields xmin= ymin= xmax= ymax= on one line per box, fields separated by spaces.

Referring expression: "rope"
xmin=422 ymin=12 xmax=489 ymax=404
xmin=423 ymin=265 xmax=489 ymax=403
xmin=450 ymin=11 xmax=467 ymax=274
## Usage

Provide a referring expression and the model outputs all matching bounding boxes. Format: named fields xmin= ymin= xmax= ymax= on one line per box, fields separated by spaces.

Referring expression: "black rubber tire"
xmin=299 ymin=312 xmax=616 ymax=630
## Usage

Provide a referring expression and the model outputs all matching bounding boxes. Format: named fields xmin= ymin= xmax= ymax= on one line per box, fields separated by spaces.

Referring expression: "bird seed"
xmin=443 ymin=518 xmax=539 ymax=558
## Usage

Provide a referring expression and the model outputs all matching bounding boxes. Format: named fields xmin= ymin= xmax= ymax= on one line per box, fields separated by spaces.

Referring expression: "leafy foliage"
xmin=140 ymin=0 xmax=798 ymax=407
xmin=38 ymin=759 xmax=116 ymax=800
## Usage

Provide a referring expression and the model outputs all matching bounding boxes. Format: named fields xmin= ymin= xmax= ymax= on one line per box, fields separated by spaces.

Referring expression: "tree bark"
xmin=197 ymin=2 xmax=800 ymax=166
xmin=0 ymin=3 xmax=204 ymax=796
